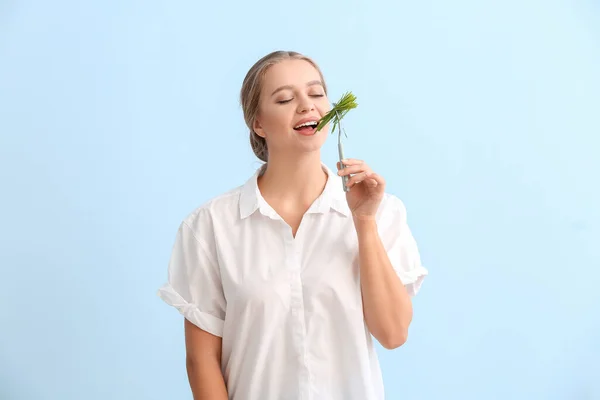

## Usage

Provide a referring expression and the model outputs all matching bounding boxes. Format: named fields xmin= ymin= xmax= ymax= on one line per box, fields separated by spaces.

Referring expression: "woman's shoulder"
xmin=179 ymin=184 xmax=245 ymax=232
xmin=378 ymin=192 xmax=408 ymax=219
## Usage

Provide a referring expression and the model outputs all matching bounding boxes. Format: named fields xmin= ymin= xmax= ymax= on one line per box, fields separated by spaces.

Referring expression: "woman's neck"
xmin=257 ymin=152 xmax=328 ymax=211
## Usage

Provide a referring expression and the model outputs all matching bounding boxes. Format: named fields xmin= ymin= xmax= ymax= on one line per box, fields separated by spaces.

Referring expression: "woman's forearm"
xmin=354 ymin=217 xmax=413 ymax=349
xmin=184 ymin=319 xmax=228 ymax=400
xmin=186 ymin=356 xmax=228 ymax=400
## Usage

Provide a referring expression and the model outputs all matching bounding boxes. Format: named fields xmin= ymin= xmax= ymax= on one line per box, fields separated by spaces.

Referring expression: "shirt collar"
xmin=239 ymin=162 xmax=350 ymax=220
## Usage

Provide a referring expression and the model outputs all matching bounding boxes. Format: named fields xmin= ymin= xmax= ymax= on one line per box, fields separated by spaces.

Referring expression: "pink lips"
xmin=296 ymin=127 xmax=316 ymax=136
xmin=293 ymin=116 xmax=320 ymax=136
xmin=293 ymin=116 xmax=320 ymax=127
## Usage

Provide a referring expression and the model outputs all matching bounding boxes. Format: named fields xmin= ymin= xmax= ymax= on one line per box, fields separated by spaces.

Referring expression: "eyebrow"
xmin=270 ymin=80 xmax=324 ymax=96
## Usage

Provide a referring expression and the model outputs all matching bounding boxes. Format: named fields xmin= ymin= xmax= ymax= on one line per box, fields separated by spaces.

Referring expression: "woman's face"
xmin=253 ymin=59 xmax=331 ymax=159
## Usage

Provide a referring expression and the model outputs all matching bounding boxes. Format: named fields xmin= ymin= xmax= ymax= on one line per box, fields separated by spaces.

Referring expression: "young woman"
xmin=158 ymin=50 xmax=428 ymax=400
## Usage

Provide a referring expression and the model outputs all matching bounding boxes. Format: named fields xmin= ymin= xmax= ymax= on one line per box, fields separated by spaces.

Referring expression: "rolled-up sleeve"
xmin=380 ymin=196 xmax=429 ymax=297
xmin=157 ymin=221 xmax=226 ymax=337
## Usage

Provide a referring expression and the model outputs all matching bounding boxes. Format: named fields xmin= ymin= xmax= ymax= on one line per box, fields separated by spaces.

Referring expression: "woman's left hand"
xmin=337 ymin=159 xmax=386 ymax=220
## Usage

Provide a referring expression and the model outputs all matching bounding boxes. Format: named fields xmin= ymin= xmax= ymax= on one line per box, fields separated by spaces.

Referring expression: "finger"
xmin=363 ymin=176 xmax=379 ymax=188
xmin=340 ymin=158 xmax=364 ymax=166
xmin=365 ymin=172 xmax=385 ymax=188
xmin=346 ymin=170 xmax=371 ymax=187
xmin=337 ymin=163 xmax=368 ymax=176
xmin=337 ymin=161 xmax=349 ymax=171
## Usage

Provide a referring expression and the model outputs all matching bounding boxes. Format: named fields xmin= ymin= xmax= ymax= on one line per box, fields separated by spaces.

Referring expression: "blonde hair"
xmin=240 ymin=51 xmax=328 ymax=162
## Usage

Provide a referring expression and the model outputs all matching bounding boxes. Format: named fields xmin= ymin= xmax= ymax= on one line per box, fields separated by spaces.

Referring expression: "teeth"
xmin=295 ymin=121 xmax=318 ymax=129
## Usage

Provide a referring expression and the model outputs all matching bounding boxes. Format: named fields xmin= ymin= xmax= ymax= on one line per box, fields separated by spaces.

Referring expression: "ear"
xmin=253 ymin=117 xmax=266 ymax=138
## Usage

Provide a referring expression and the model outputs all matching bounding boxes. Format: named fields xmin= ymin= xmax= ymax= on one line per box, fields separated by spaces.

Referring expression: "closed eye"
xmin=277 ymin=94 xmax=324 ymax=104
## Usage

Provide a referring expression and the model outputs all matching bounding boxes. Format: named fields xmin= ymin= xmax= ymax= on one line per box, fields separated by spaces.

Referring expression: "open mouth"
xmin=293 ymin=121 xmax=319 ymax=134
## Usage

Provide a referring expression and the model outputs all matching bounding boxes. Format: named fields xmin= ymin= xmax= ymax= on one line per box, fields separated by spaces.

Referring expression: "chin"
xmin=297 ymin=139 xmax=326 ymax=155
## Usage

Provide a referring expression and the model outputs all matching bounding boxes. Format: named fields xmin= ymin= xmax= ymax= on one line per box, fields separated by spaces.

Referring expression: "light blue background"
xmin=1 ymin=1 xmax=599 ymax=399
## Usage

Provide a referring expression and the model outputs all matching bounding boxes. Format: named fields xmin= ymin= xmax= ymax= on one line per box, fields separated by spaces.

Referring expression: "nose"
xmin=297 ymin=95 xmax=315 ymax=114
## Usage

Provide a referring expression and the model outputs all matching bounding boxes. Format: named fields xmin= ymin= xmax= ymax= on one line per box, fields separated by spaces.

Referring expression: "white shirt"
xmin=157 ymin=163 xmax=428 ymax=400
